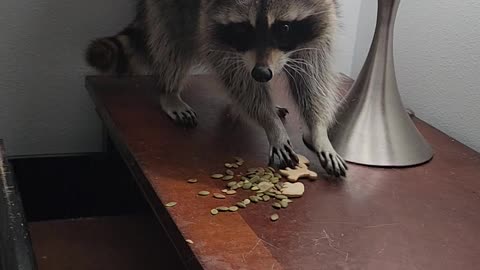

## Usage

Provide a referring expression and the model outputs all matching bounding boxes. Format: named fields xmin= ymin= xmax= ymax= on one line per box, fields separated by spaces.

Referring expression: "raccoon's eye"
xmin=213 ymin=22 xmax=255 ymax=52
xmin=280 ymin=24 xmax=290 ymax=33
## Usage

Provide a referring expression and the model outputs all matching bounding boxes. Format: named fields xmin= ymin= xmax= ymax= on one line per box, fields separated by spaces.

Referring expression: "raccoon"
xmin=85 ymin=0 xmax=348 ymax=177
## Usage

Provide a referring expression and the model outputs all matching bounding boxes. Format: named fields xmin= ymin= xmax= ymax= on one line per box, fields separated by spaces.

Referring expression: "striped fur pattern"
xmin=84 ymin=0 xmax=348 ymax=177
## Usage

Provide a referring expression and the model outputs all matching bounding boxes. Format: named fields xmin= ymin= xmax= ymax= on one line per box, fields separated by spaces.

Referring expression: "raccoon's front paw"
xmin=268 ymin=139 xmax=300 ymax=169
xmin=302 ymin=134 xmax=348 ymax=177
xmin=160 ymin=94 xmax=197 ymax=128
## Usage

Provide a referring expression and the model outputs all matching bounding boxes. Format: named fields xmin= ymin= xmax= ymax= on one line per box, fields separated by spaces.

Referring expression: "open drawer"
xmin=0 ymin=140 xmax=37 ymax=270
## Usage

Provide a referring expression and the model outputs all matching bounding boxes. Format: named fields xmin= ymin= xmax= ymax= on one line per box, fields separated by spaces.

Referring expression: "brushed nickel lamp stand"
xmin=329 ymin=0 xmax=434 ymax=167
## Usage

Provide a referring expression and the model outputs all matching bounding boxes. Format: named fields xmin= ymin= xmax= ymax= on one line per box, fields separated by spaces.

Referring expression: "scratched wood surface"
xmin=86 ymin=74 xmax=480 ymax=270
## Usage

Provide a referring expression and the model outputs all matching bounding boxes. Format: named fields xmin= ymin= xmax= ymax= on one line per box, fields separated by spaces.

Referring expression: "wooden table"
xmin=86 ymin=75 xmax=480 ymax=270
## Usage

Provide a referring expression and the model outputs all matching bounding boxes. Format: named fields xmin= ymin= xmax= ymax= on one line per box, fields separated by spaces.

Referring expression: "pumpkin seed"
xmin=222 ymin=175 xmax=234 ymax=181
xmin=165 ymin=202 xmax=177 ymax=207
xmin=251 ymin=186 xmax=260 ymax=191
xmin=282 ymin=198 xmax=293 ymax=203
xmin=217 ymin=206 xmax=229 ymax=212
xmin=234 ymin=157 xmax=244 ymax=163
xmin=276 ymin=194 xmax=288 ymax=200
xmin=225 ymin=169 xmax=235 ymax=176
xmin=243 ymin=182 xmax=252 ymax=190
xmin=256 ymin=192 xmax=264 ymax=197
xmin=213 ymin=193 xmax=226 ymax=199
xmin=270 ymin=213 xmax=279 ymax=221
xmin=243 ymin=199 xmax=251 ymax=205
xmin=262 ymin=195 xmax=271 ymax=201
xmin=275 ymin=183 xmax=283 ymax=190
xmin=231 ymin=184 xmax=240 ymax=190
xmin=186 ymin=239 xmax=194 ymax=244
xmin=266 ymin=192 xmax=276 ymax=197
xmin=225 ymin=163 xmax=233 ymax=168
xmin=211 ymin=174 xmax=224 ymax=179
xmin=227 ymin=181 xmax=237 ymax=188
xmin=263 ymin=174 xmax=272 ymax=180
xmin=226 ymin=190 xmax=237 ymax=195
xmin=221 ymin=189 xmax=228 ymax=193
xmin=267 ymin=166 xmax=276 ymax=173
xmin=272 ymin=202 xmax=282 ymax=209
xmin=274 ymin=173 xmax=282 ymax=178
xmin=187 ymin=178 xmax=198 ymax=183
xmin=257 ymin=196 xmax=264 ymax=202
xmin=271 ymin=178 xmax=279 ymax=184
xmin=229 ymin=206 xmax=239 ymax=212
xmin=236 ymin=202 xmax=246 ymax=208
xmin=249 ymin=196 xmax=259 ymax=203
xmin=211 ymin=209 xmax=219 ymax=215
xmin=198 ymin=191 xmax=210 ymax=196
xmin=280 ymin=200 xmax=288 ymax=208
xmin=232 ymin=163 xmax=239 ymax=168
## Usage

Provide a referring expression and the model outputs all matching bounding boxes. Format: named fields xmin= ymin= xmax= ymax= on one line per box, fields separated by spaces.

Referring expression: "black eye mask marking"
xmin=271 ymin=16 xmax=319 ymax=51
xmin=213 ymin=22 xmax=255 ymax=52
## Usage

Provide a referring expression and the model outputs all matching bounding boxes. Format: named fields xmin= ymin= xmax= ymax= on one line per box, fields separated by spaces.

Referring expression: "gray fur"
xmin=85 ymin=0 xmax=348 ymax=176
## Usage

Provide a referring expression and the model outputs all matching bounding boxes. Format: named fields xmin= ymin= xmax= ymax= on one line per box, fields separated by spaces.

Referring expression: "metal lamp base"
xmin=329 ymin=0 xmax=434 ymax=167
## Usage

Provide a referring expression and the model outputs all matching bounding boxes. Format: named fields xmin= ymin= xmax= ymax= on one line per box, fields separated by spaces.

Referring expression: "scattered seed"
xmin=222 ymin=175 xmax=234 ymax=181
xmin=236 ymin=202 xmax=246 ymax=208
xmin=229 ymin=206 xmax=239 ymax=212
xmin=275 ymin=183 xmax=283 ymax=190
xmin=265 ymin=192 xmax=276 ymax=197
xmin=226 ymin=190 xmax=237 ymax=195
xmin=270 ymin=214 xmax=279 ymax=221
xmin=165 ymin=202 xmax=177 ymax=207
xmin=198 ymin=191 xmax=210 ymax=196
xmin=211 ymin=209 xmax=219 ymax=215
xmin=243 ymin=182 xmax=252 ymax=190
xmin=186 ymin=239 xmax=194 ymax=244
xmin=251 ymin=186 xmax=260 ymax=191
xmin=274 ymin=173 xmax=282 ymax=178
xmin=217 ymin=206 xmax=229 ymax=212
xmin=211 ymin=174 xmax=224 ymax=179
xmin=276 ymin=194 xmax=288 ymax=200
xmin=213 ymin=193 xmax=226 ymax=199
xmin=243 ymin=199 xmax=251 ymax=205
xmin=282 ymin=198 xmax=293 ymax=203
xmin=221 ymin=189 xmax=228 ymax=193
xmin=227 ymin=181 xmax=237 ymax=188
xmin=267 ymin=166 xmax=276 ymax=173
xmin=263 ymin=195 xmax=271 ymax=202
xmin=232 ymin=164 xmax=239 ymax=168
xmin=257 ymin=196 xmax=264 ymax=202
xmin=256 ymin=192 xmax=265 ymax=197
xmin=271 ymin=178 xmax=279 ymax=184
xmin=187 ymin=178 xmax=198 ymax=183
xmin=225 ymin=163 xmax=233 ymax=168
xmin=225 ymin=169 xmax=235 ymax=176
xmin=263 ymin=174 xmax=272 ymax=180
xmin=234 ymin=157 xmax=244 ymax=163
xmin=249 ymin=196 xmax=259 ymax=203
xmin=236 ymin=161 xmax=244 ymax=166
xmin=280 ymin=200 xmax=288 ymax=208
xmin=272 ymin=202 xmax=282 ymax=209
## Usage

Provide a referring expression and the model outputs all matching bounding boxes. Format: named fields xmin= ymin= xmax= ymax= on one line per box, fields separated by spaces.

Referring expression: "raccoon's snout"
xmin=251 ymin=65 xmax=273 ymax=83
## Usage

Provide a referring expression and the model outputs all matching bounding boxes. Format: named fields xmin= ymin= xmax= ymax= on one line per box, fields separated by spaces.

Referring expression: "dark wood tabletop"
xmin=86 ymin=74 xmax=480 ymax=270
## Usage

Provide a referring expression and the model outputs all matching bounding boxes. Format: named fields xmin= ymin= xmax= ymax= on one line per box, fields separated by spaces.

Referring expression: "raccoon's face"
xmin=206 ymin=0 xmax=336 ymax=83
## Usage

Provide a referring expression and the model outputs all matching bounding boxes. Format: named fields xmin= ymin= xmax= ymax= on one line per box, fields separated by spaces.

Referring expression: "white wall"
xmin=352 ymin=0 xmax=480 ymax=152
xmin=0 ymin=0 xmax=361 ymax=157
xmin=0 ymin=0 xmax=134 ymax=156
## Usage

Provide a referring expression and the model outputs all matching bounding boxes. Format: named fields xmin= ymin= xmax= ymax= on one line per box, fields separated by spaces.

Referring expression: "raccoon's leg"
xmin=146 ymin=23 xmax=198 ymax=127
xmin=285 ymin=52 xmax=348 ymax=177
xmin=219 ymin=72 xmax=299 ymax=168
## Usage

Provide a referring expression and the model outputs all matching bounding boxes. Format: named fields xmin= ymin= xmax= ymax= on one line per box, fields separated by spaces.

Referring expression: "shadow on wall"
xmin=0 ymin=0 xmax=134 ymax=156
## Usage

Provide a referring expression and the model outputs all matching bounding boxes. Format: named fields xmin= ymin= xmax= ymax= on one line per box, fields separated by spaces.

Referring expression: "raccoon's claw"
xmin=160 ymin=94 xmax=197 ymax=128
xmin=302 ymin=134 xmax=348 ymax=178
xmin=276 ymin=106 xmax=289 ymax=119
xmin=269 ymin=141 xmax=300 ymax=169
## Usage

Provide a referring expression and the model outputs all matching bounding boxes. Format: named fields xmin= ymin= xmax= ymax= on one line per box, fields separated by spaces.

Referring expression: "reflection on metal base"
xmin=330 ymin=0 xmax=433 ymax=167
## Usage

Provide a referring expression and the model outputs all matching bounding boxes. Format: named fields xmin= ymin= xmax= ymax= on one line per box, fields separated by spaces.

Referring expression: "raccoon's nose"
xmin=251 ymin=65 xmax=273 ymax=82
